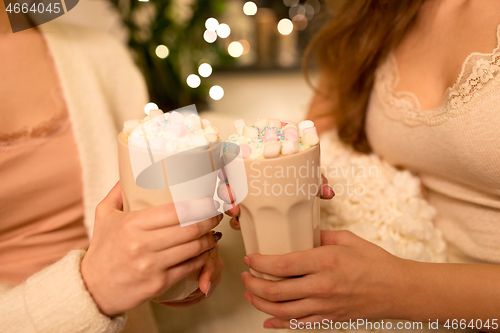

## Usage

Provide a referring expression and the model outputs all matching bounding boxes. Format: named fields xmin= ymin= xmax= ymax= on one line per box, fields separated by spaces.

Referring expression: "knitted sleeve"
xmin=0 ymin=250 xmax=126 ymax=333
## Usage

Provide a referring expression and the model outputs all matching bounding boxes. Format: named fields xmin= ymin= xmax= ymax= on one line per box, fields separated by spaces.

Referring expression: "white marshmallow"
xmin=283 ymin=123 xmax=298 ymax=131
xmin=269 ymin=118 xmax=282 ymax=129
xmin=298 ymin=120 xmax=315 ymax=132
xmin=149 ymin=137 xmax=166 ymax=151
xmin=254 ymin=117 xmax=269 ymax=129
xmin=123 ymin=119 xmax=141 ymax=134
xmin=202 ymin=119 xmax=212 ymax=128
xmin=302 ymin=132 xmax=319 ymax=146
xmin=233 ymin=119 xmax=248 ymax=135
xmin=204 ymin=124 xmax=219 ymax=134
xmin=243 ymin=126 xmax=259 ymax=138
xmin=204 ymin=133 xmax=219 ymax=143
xmin=149 ymin=110 xmax=164 ymax=119
xmin=169 ymin=111 xmax=185 ymax=123
xmin=263 ymin=142 xmax=281 ymax=158
xmin=184 ymin=114 xmax=202 ymax=129
xmin=192 ymin=133 xmax=208 ymax=146
xmin=281 ymin=140 xmax=299 ymax=155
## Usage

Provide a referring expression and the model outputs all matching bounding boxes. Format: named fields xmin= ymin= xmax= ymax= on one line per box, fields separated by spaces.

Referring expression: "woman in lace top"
xmin=229 ymin=0 xmax=500 ymax=330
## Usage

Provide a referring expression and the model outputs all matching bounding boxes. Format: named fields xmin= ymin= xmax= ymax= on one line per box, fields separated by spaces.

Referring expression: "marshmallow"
xmin=123 ymin=119 xmax=140 ymax=134
xmin=283 ymin=123 xmax=298 ymax=131
xmin=302 ymin=132 xmax=319 ymax=146
xmin=298 ymin=120 xmax=315 ymax=132
xmin=233 ymin=119 xmax=248 ymax=135
xmin=204 ymin=124 xmax=219 ymax=135
xmin=269 ymin=118 xmax=282 ymax=129
xmin=254 ymin=117 xmax=269 ymax=129
xmin=202 ymin=119 xmax=212 ymax=128
xmin=149 ymin=137 xmax=166 ymax=151
xmin=284 ymin=127 xmax=299 ymax=141
xmin=169 ymin=111 xmax=185 ymax=123
xmin=166 ymin=123 xmax=188 ymax=137
xmin=192 ymin=133 xmax=208 ymax=146
xmin=264 ymin=128 xmax=278 ymax=142
xmin=166 ymin=139 xmax=179 ymax=152
xmin=281 ymin=140 xmax=299 ymax=155
xmin=149 ymin=109 xmax=164 ymax=119
xmin=243 ymin=126 xmax=259 ymax=138
xmin=129 ymin=136 xmax=148 ymax=149
xmin=204 ymin=133 xmax=219 ymax=143
xmin=303 ymin=126 xmax=317 ymax=135
xmin=184 ymin=114 xmax=202 ymax=129
xmin=239 ymin=144 xmax=252 ymax=159
xmin=263 ymin=142 xmax=281 ymax=158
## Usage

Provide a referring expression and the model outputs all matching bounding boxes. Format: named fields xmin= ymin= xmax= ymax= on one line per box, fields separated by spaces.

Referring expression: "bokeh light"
xmin=205 ymin=18 xmax=219 ymax=31
xmin=217 ymin=23 xmax=231 ymax=38
xmin=144 ymin=102 xmax=159 ymax=115
xmin=198 ymin=63 xmax=213 ymax=78
xmin=155 ymin=45 xmax=169 ymax=59
xmin=209 ymin=85 xmax=224 ymax=100
xmin=228 ymin=41 xmax=244 ymax=58
xmin=243 ymin=1 xmax=258 ymax=16
xmin=203 ymin=30 xmax=217 ymax=43
xmin=283 ymin=0 xmax=299 ymax=7
xmin=239 ymin=39 xmax=251 ymax=55
xmin=277 ymin=19 xmax=293 ymax=35
xmin=186 ymin=74 xmax=201 ymax=88
xmin=292 ymin=14 xmax=308 ymax=30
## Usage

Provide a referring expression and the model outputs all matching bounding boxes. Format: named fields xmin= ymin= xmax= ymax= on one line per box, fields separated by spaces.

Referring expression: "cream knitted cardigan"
xmin=0 ymin=20 xmax=148 ymax=332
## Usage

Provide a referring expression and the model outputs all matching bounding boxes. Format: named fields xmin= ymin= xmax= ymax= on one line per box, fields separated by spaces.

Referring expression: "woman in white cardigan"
xmin=0 ymin=10 xmax=223 ymax=333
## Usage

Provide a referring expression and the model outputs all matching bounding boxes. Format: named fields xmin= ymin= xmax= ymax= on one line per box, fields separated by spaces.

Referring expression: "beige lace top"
xmin=366 ymin=26 xmax=500 ymax=264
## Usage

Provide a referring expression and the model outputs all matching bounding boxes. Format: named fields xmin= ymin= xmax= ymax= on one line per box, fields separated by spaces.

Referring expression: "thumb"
xmin=99 ymin=181 xmax=124 ymax=212
xmin=320 ymin=230 xmax=356 ymax=246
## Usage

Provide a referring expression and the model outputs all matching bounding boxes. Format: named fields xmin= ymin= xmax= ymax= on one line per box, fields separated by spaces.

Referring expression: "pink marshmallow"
xmin=264 ymin=128 xmax=278 ymax=142
xmin=284 ymin=127 xmax=299 ymax=141
xmin=149 ymin=137 xmax=166 ymax=151
xmin=169 ymin=111 xmax=185 ymax=123
xmin=239 ymin=144 xmax=252 ymax=159
xmin=166 ymin=123 xmax=188 ymax=137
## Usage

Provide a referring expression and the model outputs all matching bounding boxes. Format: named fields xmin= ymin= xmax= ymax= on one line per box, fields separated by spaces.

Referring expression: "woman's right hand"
xmin=80 ymin=182 xmax=222 ymax=317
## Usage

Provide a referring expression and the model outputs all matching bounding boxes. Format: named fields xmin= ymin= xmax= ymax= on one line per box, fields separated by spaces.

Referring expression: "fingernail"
xmin=212 ymin=231 xmax=223 ymax=242
xmin=240 ymin=272 xmax=245 ymax=282
xmin=243 ymin=292 xmax=252 ymax=303
xmin=243 ymin=256 xmax=250 ymax=267
xmin=205 ymin=281 xmax=212 ymax=297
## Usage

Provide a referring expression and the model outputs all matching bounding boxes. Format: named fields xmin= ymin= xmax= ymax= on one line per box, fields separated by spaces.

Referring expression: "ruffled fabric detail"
xmin=320 ymin=130 xmax=447 ymax=262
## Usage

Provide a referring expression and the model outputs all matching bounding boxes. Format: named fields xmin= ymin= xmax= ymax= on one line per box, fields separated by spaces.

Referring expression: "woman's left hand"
xmin=241 ymin=230 xmax=410 ymax=329
xmin=160 ymin=244 xmax=224 ymax=308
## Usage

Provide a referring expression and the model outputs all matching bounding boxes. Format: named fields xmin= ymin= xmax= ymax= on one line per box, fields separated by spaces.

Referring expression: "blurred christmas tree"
xmin=108 ymin=0 xmax=232 ymax=111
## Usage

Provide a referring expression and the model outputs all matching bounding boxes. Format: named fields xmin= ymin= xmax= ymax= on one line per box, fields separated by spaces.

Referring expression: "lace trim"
xmin=0 ymin=108 xmax=69 ymax=148
xmin=375 ymin=24 xmax=500 ymax=127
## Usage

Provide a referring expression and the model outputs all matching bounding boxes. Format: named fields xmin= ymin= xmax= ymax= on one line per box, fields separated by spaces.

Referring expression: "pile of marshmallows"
xmin=122 ymin=110 xmax=220 ymax=152
xmin=232 ymin=117 xmax=319 ymax=159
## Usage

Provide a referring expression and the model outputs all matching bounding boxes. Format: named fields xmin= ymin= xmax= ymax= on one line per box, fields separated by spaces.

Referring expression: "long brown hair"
xmin=305 ymin=0 xmax=425 ymax=153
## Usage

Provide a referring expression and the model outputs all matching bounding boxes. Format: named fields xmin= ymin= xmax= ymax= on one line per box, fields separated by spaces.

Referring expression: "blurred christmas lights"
xmin=186 ymin=74 xmax=201 ymax=88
